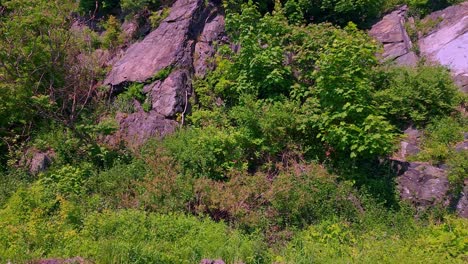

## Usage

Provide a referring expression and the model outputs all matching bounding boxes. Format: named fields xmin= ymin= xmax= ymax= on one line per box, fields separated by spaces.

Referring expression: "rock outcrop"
xmin=397 ymin=162 xmax=451 ymax=209
xmin=106 ymin=111 xmax=178 ymax=148
xmin=419 ymin=2 xmax=468 ymax=93
xmin=22 ymin=148 xmax=55 ymax=175
xmin=393 ymin=127 xmax=422 ymax=161
xmin=369 ymin=6 xmax=418 ymax=66
xmin=370 ymin=3 xmax=468 ymax=92
xmin=104 ymin=0 xmax=226 ymax=147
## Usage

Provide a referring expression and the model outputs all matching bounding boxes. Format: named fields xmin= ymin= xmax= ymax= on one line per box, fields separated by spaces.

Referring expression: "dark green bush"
xmin=79 ymin=0 xmax=120 ymax=14
xmin=311 ymin=24 xmax=396 ymax=158
xmin=375 ymin=65 xmax=462 ymax=128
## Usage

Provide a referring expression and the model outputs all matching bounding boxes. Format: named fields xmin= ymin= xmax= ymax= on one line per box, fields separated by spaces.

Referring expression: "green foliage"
xmin=278 ymin=216 xmax=468 ymax=263
xmin=412 ymin=116 xmax=465 ymax=163
xmin=150 ymin=66 xmax=173 ymax=81
xmin=311 ymin=24 xmax=395 ymax=158
xmin=40 ymin=164 xmax=92 ymax=197
xmin=375 ymin=65 xmax=461 ymax=127
xmin=149 ymin=7 xmax=170 ymax=28
xmin=79 ymin=0 xmax=120 ymax=14
xmin=446 ymin=151 xmax=468 ymax=194
xmin=74 ymin=211 xmax=266 ymax=263
xmin=112 ymin=83 xmax=146 ymax=113
xmin=0 ymin=198 xmax=265 ymax=263
xmin=102 ymin=15 xmax=124 ymax=50
xmin=164 ymin=126 xmax=248 ymax=180
xmin=2 ymin=1 xmax=467 ymax=263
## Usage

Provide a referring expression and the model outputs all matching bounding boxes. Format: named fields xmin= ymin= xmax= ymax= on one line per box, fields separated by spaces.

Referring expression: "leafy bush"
xmin=375 ymin=65 xmax=461 ymax=127
xmin=412 ymin=116 xmax=466 ymax=163
xmin=164 ymin=126 xmax=248 ymax=180
xmin=112 ymin=82 xmax=146 ymax=113
xmin=121 ymin=0 xmax=161 ymax=17
xmin=311 ymin=24 xmax=396 ymax=158
xmin=71 ymin=210 xmax=266 ymax=263
xmin=102 ymin=15 xmax=124 ymax=50
xmin=79 ymin=0 xmax=120 ymax=14
xmin=278 ymin=216 xmax=468 ymax=263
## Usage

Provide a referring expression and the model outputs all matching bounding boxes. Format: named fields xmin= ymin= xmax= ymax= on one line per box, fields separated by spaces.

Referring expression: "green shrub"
xmin=164 ymin=126 xmax=248 ymax=180
xmin=278 ymin=216 xmax=468 ymax=263
xmin=121 ymin=0 xmax=161 ymax=17
xmin=412 ymin=116 xmax=466 ymax=163
xmin=149 ymin=7 xmax=170 ymax=28
xmin=112 ymin=82 xmax=146 ymax=113
xmin=71 ymin=210 xmax=267 ymax=263
xmin=79 ymin=0 xmax=120 ymax=14
xmin=375 ymin=65 xmax=461 ymax=128
xmin=84 ymin=159 xmax=150 ymax=208
xmin=312 ymin=24 xmax=396 ymax=158
xmin=102 ymin=15 xmax=124 ymax=50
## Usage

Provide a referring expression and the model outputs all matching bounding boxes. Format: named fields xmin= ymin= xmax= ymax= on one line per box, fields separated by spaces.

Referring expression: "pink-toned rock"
xmin=104 ymin=0 xmax=204 ymax=86
xmin=419 ymin=2 xmax=468 ymax=93
xmin=369 ymin=6 xmax=417 ymax=66
xmin=106 ymin=111 xmax=178 ymax=148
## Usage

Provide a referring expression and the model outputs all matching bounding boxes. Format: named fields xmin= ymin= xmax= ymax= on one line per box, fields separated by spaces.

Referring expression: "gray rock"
xmin=397 ymin=162 xmax=450 ymax=208
xmin=369 ymin=6 xmax=418 ymax=66
xmin=456 ymin=182 xmax=468 ymax=218
xmin=147 ymin=69 xmax=191 ymax=117
xmin=455 ymin=140 xmax=468 ymax=152
xmin=419 ymin=2 xmax=468 ymax=92
xmin=393 ymin=127 xmax=421 ymax=161
xmin=103 ymin=0 xmax=226 ymax=147
xmin=106 ymin=111 xmax=178 ymax=148
xmin=24 ymin=149 xmax=55 ymax=175
xmin=193 ymin=9 xmax=226 ymax=77
xmin=121 ymin=19 xmax=139 ymax=40
xmin=104 ymin=0 xmax=205 ymax=86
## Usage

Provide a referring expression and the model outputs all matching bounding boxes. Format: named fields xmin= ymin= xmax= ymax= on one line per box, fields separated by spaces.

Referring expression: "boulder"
xmin=397 ymin=162 xmax=451 ymax=208
xmin=369 ymin=6 xmax=418 ymax=66
xmin=419 ymin=2 xmax=468 ymax=93
xmin=106 ymin=111 xmax=178 ymax=148
xmin=23 ymin=149 xmax=55 ymax=175
xmin=455 ymin=140 xmax=468 ymax=152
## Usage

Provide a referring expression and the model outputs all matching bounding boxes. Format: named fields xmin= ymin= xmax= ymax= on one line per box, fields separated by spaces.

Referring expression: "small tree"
xmin=311 ymin=24 xmax=395 ymax=158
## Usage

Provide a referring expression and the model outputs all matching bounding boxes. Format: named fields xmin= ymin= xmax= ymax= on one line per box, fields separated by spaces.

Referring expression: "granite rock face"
xmin=105 ymin=0 xmax=205 ymax=86
xmin=397 ymin=162 xmax=451 ymax=208
xmin=104 ymin=0 xmax=226 ymax=147
xmin=193 ymin=9 xmax=226 ymax=77
xmin=106 ymin=111 xmax=178 ymax=148
xmin=369 ymin=6 xmax=418 ymax=66
xmin=419 ymin=2 xmax=468 ymax=93
xmin=22 ymin=148 xmax=55 ymax=175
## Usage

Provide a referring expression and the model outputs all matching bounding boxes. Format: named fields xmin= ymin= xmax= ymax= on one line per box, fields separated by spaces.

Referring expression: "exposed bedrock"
xmin=104 ymin=0 xmax=226 ymax=147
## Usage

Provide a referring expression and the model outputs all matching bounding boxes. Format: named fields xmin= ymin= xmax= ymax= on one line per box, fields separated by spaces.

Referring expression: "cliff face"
xmin=104 ymin=0 xmax=226 ymax=147
xmin=370 ymin=3 xmax=468 ymax=218
xmin=370 ymin=2 xmax=468 ymax=93
xmin=419 ymin=2 xmax=468 ymax=93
